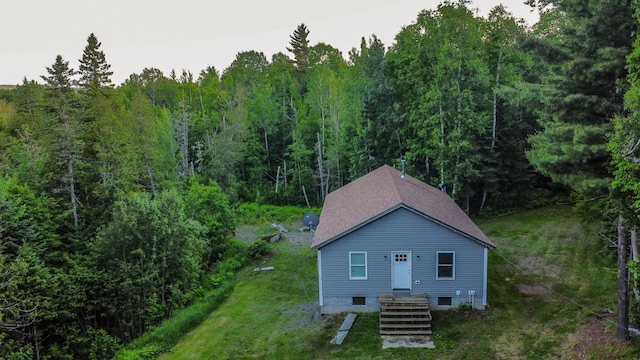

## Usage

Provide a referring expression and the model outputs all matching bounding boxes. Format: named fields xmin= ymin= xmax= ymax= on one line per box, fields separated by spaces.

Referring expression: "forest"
xmin=1 ymin=0 xmax=640 ymax=358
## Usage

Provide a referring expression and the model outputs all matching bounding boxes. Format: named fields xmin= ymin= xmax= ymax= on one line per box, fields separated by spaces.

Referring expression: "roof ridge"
xmin=386 ymin=165 xmax=428 ymax=206
xmin=384 ymin=165 xmax=405 ymax=205
xmin=311 ymin=164 xmax=494 ymax=249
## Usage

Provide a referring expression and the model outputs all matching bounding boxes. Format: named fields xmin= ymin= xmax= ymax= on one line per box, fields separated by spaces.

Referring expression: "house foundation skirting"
xmin=320 ymin=296 xmax=380 ymax=314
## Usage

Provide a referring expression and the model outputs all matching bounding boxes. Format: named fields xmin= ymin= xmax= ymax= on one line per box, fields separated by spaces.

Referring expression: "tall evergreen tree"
xmin=77 ymin=33 xmax=134 ymax=233
xmin=78 ymin=33 xmax=113 ymax=95
xmin=13 ymin=77 xmax=44 ymax=117
xmin=527 ymin=0 xmax=636 ymax=341
xmin=287 ymin=23 xmax=311 ymax=73
xmin=609 ymin=0 xmax=640 ymax=333
xmin=41 ymin=55 xmax=76 ymax=94
xmin=527 ymin=0 xmax=635 ymax=203
xmin=0 ymin=179 xmax=62 ymax=359
xmin=343 ymin=36 xmax=400 ymax=179
xmin=41 ymin=55 xmax=82 ymax=229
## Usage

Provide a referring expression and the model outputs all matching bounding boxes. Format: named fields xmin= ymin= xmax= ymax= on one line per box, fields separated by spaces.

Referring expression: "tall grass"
xmin=113 ymin=283 xmax=234 ymax=359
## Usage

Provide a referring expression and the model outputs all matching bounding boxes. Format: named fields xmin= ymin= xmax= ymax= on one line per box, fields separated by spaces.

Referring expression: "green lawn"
xmin=158 ymin=206 xmax=639 ymax=359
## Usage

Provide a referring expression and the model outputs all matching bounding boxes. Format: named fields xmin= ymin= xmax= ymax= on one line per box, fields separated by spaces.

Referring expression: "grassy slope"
xmin=158 ymin=243 xmax=326 ymax=359
xmin=159 ymin=206 xmax=639 ymax=359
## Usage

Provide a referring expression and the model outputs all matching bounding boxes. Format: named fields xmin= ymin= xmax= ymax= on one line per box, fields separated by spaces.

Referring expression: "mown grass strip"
xmin=113 ymin=283 xmax=235 ymax=359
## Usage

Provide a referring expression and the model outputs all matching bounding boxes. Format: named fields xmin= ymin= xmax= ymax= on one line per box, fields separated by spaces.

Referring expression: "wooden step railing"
xmin=378 ymin=293 xmax=432 ymax=336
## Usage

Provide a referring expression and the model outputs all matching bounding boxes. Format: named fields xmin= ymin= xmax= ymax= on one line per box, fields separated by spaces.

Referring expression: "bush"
xmin=247 ymin=240 xmax=272 ymax=260
xmin=183 ymin=178 xmax=236 ymax=239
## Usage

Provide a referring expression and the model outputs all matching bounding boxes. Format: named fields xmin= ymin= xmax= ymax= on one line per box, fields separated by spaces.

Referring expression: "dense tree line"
xmin=1 ymin=0 xmax=640 ymax=357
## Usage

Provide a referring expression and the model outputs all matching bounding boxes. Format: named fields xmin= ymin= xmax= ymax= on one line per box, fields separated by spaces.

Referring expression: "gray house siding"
xmin=317 ymin=207 xmax=487 ymax=314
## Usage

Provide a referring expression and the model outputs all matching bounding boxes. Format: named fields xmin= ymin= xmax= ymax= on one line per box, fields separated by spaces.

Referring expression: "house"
xmin=311 ymin=165 xmax=495 ymax=314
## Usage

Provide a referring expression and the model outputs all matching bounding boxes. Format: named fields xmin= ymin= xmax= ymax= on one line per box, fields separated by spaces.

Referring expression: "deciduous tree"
xmin=388 ymin=2 xmax=490 ymax=204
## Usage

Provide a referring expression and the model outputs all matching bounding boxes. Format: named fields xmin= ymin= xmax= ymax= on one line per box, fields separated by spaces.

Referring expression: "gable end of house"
xmin=312 ymin=203 xmax=495 ymax=250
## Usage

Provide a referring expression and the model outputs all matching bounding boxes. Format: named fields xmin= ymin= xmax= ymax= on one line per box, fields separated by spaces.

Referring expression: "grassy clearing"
xmin=158 ymin=205 xmax=639 ymax=359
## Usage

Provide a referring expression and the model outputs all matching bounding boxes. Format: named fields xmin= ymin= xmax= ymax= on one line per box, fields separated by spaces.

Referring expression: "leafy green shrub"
xmin=206 ymin=247 xmax=249 ymax=288
xmin=94 ymin=190 xmax=208 ymax=341
xmin=87 ymin=328 xmax=121 ymax=359
xmin=457 ymin=301 xmax=473 ymax=311
xmin=182 ymin=178 xmax=236 ymax=266
xmin=209 ymin=257 xmax=244 ymax=287
xmin=216 ymin=238 xmax=247 ymax=260
xmin=114 ymin=344 xmax=163 ymax=360
xmin=247 ymin=240 xmax=272 ymax=260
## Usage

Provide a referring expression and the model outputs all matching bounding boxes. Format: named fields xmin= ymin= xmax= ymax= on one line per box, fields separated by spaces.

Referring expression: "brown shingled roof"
xmin=311 ymin=165 xmax=495 ymax=249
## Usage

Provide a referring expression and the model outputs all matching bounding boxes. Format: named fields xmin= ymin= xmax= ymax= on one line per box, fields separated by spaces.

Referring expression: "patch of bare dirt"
xmin=517 ymin=284 xmax=550 ymax=296
xmin=516 ymin=256 xmax=563 ymax=278
xmin=281 ymin=301 xmax=320 ymax=332
xmin=235 ymin=224 xmax=260 ymax=243
xmin=557 ymin=312 xmax=625 ymax=359
xmin=234 ymin=221 xmax=314 ymax=247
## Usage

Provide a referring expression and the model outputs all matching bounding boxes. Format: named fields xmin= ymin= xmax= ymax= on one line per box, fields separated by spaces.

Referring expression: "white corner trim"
xmin=317 ymin=250 xmax=323 ymax=306
xmin=482 ymin=247 xmax=488 ymax=306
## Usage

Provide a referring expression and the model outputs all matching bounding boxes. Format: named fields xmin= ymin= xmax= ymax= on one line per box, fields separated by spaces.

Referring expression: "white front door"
xmin=392 ymin=251 xmax=411 ymax=290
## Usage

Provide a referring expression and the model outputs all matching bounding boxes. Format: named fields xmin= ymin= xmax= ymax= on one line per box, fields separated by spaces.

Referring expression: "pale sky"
xmin=2 ymin=0 xmax=539 ymax=86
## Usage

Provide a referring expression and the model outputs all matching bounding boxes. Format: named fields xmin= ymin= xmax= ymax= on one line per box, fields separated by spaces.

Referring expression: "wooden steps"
xmin=379 ymin=293 xmax=432 ymax=336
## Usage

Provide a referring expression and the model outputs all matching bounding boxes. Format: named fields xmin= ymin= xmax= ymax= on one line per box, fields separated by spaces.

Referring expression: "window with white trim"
xmin=349 ymin=252 xmax=367 ymax=280
xmin=437 ymin=251 xmax=455 ymax=280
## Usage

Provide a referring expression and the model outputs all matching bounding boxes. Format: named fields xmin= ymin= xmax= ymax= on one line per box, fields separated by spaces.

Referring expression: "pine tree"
xmin=41 ymin=55 xmax=82 ymax=229
xmin=609 ymin=0 xmax=640 ymax=334
xmin=78 ymin=33 xmax=113 ymax=95
xmin=41 ymin=55 xmax=76 ymax=94
xmin=527 ymin=0 xmax=635 ymax=200
xmin=344 ymin=36 xmax=400 ymax=179
xmin=287 ymin=24 xmax=311 ymax=73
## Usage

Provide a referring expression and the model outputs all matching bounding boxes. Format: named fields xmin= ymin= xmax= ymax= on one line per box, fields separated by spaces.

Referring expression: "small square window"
xmin=395 ymin=253 xmax=407 ymax=262
xmin=352 ymin=296 xmax=366 ymax=306
xmin=437 ymin=297 xmax=453 ymax=306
